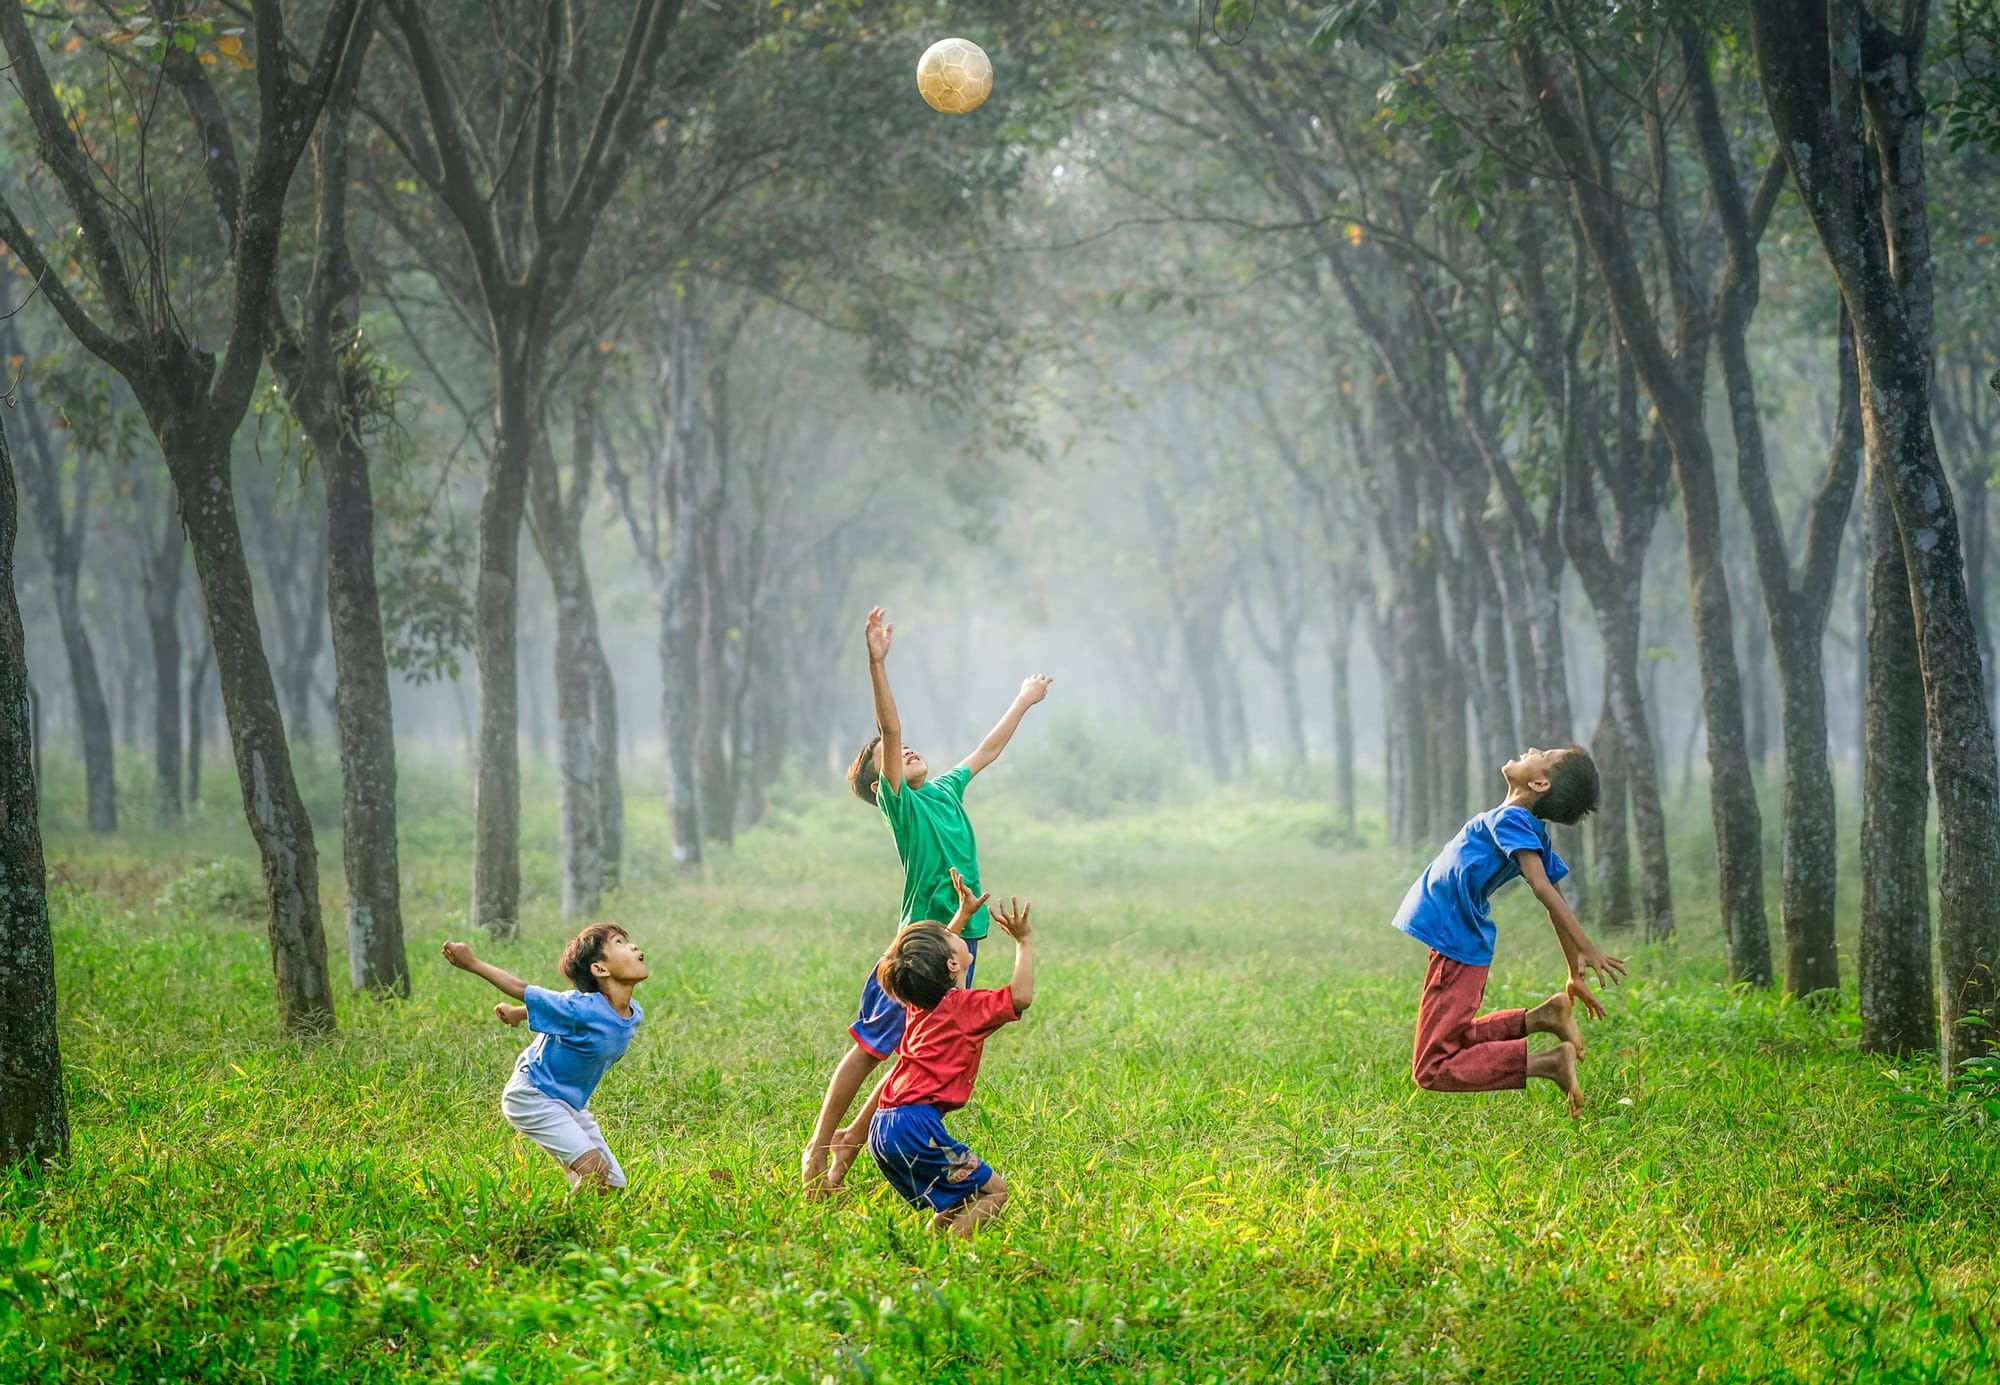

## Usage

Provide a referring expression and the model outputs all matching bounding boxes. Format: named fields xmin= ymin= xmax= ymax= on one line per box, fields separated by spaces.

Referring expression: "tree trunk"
xmin=470 ymin=357 xmax=536 ymax=935
xmin=1860 ymin=454 xmax=1936 ymax=1054
xmin=1 ymin=411 xmax=69 ymax=1171
xmin=1328 ymin=592 xmax=1356 ymax=836
xmin=186 ymin=631 xmax=212 ymax=809
xmin=323 ymin=430 xmax=407 ymax=995
xmin=1602 ymin=599 xmax=1673 ymax=938
xmin=12 ymin=407 xmax=116 ymax=833
xmin=697 ymin=506 xmax=734 ymax=845
xmin=1590 ymin=667 xmax=1634 ymax=930
xmin=143 ymin=504 xmax=185 ymax=825
xmin=168 ymin=430 xmax=336 ymax=1034
xmin=530 ymin=471 xmax=608 ymax=916
xmin=592 ymin=645 xmax=623 ymax=891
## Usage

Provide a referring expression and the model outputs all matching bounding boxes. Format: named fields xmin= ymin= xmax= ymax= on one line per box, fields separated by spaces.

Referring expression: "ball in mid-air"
xmin=916 ymin=37 xmax=992 ymax=115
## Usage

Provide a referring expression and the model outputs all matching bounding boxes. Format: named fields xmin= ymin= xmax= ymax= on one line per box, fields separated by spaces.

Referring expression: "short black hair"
xmin=847 ymin=735 xmax=882 ymax=806
xmin=1534 ymin=745 xmax=1601 ymax=826
xmin=877 ymin=922 xmax=955 ymax=1010
xmin=559 ymin=922 xmax=629 ymax=993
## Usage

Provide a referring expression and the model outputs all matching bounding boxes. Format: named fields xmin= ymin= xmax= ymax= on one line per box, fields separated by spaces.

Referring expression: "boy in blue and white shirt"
xmin=443 ymin=923 xmax=647 ymax=1190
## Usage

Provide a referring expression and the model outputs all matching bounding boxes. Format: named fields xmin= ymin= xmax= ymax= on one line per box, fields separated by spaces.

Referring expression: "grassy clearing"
xmin=4 ymin=754 xmax=1996 ymax=1383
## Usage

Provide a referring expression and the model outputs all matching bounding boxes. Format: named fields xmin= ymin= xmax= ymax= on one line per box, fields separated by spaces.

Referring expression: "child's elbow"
xmin=1012 ymin=992 xmax=1034 ymax=1015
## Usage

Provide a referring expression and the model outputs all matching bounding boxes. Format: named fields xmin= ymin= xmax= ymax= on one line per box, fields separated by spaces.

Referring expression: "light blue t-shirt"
xmin=1391 ymin=805 xmax=1569 ymax=966
xmin=514 ymin=985 xmax=642 ymax=1109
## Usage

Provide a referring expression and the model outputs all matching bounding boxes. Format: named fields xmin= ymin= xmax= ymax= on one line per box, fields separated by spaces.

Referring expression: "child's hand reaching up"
xmin=865 ymin=606 xmax=893 ymax=663
xmin=945 ymin=867 xmax=991 ymax=935
xmin=991 ymin=897 xmax=1032 ymax=943
xmin=1018 ymin=674 xmax=1053 ymax=705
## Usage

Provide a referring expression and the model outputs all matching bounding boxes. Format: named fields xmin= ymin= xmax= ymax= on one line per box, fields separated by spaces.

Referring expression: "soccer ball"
xmin=916 ymin=37 xmax=993 ymax=115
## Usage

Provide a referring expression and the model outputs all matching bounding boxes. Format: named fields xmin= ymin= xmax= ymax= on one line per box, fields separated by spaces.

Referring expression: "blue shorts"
xmin=868 ymin=1103 xmax=993 ymax=1212
xmin=849 ymin=937 xmax=979 ymax=1058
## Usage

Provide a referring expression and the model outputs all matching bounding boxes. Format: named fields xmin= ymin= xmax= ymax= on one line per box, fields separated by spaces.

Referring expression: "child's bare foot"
xmin=800 ymin=1143 xmax=831 ymax=1198
xmin=1529 ymin=991 xmax=1585 ymax=1059
xmin=824 ymin=1128 xmax=866 ymax=1190
xmin=1540 ymin=1040 xmax=1582 ymax=1118
xmin=929 ymin=1207 xmax=964 ymax=1236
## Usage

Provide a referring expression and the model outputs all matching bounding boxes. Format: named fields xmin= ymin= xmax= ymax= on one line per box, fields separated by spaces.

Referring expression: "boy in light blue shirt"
xmin=443 ymin=923 xmax=648 ymax=1190
xmin=1392 ymin=746 xmax=1626 ymax=1117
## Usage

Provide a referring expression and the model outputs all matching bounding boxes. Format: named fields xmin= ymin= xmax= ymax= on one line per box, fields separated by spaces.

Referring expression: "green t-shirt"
xmin=878 ymin=763 xmax=989 ymax=940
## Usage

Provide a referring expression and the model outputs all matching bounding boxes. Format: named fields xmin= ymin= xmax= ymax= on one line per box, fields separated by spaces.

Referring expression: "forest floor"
xmin=5 ymin=754 xmax=1997 ymax=1383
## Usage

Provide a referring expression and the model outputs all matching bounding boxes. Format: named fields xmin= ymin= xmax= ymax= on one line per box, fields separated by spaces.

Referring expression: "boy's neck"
xmin=1500 ymin=786 xmax=1540 ymax=812
xmin=599 ymin=979 xmax=637 ymax=1016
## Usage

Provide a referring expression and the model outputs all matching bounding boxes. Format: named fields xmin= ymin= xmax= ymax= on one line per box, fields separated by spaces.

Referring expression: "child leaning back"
xmin=1392 ymin=745 xmax=1626 ymax=1118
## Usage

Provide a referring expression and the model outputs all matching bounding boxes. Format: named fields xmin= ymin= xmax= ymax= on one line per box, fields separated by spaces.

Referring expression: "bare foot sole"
xmin=1550 ymin=1040 xmax=1582 ymax=1118
xmin=1545 ymin=992 xmax=1585 ymax=1060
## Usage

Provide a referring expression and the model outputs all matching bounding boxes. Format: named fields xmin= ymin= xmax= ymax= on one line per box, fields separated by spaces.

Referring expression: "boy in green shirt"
xmin=800 ymin=606 xmax=1051 ymax=1195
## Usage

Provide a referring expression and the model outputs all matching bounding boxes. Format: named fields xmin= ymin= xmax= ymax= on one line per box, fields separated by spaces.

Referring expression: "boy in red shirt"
xmin=867 ymin=891 xmax=1035 ymax=1237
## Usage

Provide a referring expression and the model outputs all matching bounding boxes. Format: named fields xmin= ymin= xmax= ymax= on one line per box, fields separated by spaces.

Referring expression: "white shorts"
xmin=501 ymin=1068 xmax=628 ymax=1188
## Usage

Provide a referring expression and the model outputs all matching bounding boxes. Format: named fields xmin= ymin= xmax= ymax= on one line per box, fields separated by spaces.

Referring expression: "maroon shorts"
xmin=1412 ymin=950 xmax=1527 ymax=1092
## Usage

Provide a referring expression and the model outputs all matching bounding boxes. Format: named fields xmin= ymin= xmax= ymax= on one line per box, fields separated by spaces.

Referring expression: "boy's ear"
xmin=590 ymin=958 xmax=611 ymax=979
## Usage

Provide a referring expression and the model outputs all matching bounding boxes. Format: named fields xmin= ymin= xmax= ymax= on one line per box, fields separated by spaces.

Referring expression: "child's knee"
xmin=1412 ymin=1054 xmax=1446 ymax=1091
xmin=980 ymin=1171 xmax=1009 ymax=1204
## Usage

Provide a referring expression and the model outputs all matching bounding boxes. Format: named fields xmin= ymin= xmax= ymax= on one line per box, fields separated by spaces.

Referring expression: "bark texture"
xmin=0 ymin=411 xmax=70 ymax=1170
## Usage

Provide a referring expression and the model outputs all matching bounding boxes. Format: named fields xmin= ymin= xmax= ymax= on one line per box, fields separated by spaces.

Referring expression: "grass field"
xmin=4 ymin=752 xmax=1996 ymax=1383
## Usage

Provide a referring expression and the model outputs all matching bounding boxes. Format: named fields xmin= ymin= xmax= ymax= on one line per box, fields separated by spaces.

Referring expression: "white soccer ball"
xmin=916 ymin=37 xmax=993 ymax=115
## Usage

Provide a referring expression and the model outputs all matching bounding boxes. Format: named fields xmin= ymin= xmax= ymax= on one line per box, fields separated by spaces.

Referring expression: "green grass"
xmin=5 ymin=753 xmax=1996 ymax=1383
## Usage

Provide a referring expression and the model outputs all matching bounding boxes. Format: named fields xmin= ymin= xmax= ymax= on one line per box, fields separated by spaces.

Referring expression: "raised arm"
xmin=991 ymin=897 xmax=1035 ymax=1012
xmin=961 ymin=675 xmax=1053 ymax=777
xmin=866 ymin=607 xmax=905 ymax=795
xmin=942 ymin=867 xmax=991 ymax=935
xmin=1515 ymin=853 xmax=1626 ymax=1016
xmin=441 ymin=941 xmax=529 ymax=1001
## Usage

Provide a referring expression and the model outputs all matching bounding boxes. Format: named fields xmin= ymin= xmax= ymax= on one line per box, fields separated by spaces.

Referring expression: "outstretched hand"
xmin=1018 ymin=674 xmax=1053 ymax=705
xmin=991 ymin=896 xmax=1032 ymax=943
xmin=865 ymin=606 xmax=893 ymax=663
xmin=1573 ymin=945 xmax=1627 ymax=991
xmin=1566 ymin=975 xmax=1606 ymax=1022
xmin=945 ymin=867 xmax=991 ymax=935
xmin=441 ymin=940 xmax=478 ymax=970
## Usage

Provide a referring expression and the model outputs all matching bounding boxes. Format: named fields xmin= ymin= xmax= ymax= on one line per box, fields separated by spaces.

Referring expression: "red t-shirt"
xmin=879 ymin=985 xmax=1021 ymax=1112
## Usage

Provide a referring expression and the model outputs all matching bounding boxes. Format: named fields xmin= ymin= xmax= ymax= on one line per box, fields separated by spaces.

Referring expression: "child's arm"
xmin=1515 ymin=854 xmax=1626 ymax=1016
xmin=495 ymin=1002 xmax=527 ymax=1026
xmin=991 ymin=897 xmax=1034 ymax=1011
xmin=866 ymin=607 xmax=905 ymax=796
xmin=960 ymin=675 xmax=1053 ymax=777
xmin=942 ymin=867 xmax=991 ymax=935
xmin=441 ymin=941 xmax=530 ymax=1001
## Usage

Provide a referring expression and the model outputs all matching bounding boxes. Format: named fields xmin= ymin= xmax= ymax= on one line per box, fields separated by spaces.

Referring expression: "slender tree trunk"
xmin=471 ymin=351 xmax=536 ymax=935
xmin=1329 ymin=593 xmax=1356 ymax=836
xmin=285 ymin=520 xmax=329 ymax=746
xmin=143 ymin=506 xmax=185 ymax=825
xmin=530 ymin=479 xmax=607 ymax=916
xmin=1859 ymin=455 xmax=1935 ymax=1054
xmin=186 ymin=632 xmax=212 ymax=809
xmin=591 ymin=645 xmax=623 ymax=891
xmin=1602 ymin=600 xmax=1674 ymax=938
xmin=323 ymin=431 xmax=407 ymax=995
xmin=0 ymin=416 xmax=67 ymax=1170
xmin=1591 ymin=667 xmax=1634 ymax=930
xmin=13 ymin=414 xmax=116 ymax=833
xmin=697 ymin=507 xmax=734 ymax=844
xmin=168 ymin=430 xmax=336 ymax=1033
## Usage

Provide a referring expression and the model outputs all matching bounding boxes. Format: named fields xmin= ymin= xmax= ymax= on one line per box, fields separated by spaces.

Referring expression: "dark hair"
xmin=559 ymin=922 xmax=630 ymax=993
xmin=877 ymin=922 xmax=956 ymax=1010
xmin=848 ymin=735 xmax=882 ymax=806
xmin=1534 ymin=745 xmax=1601 ymax=826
